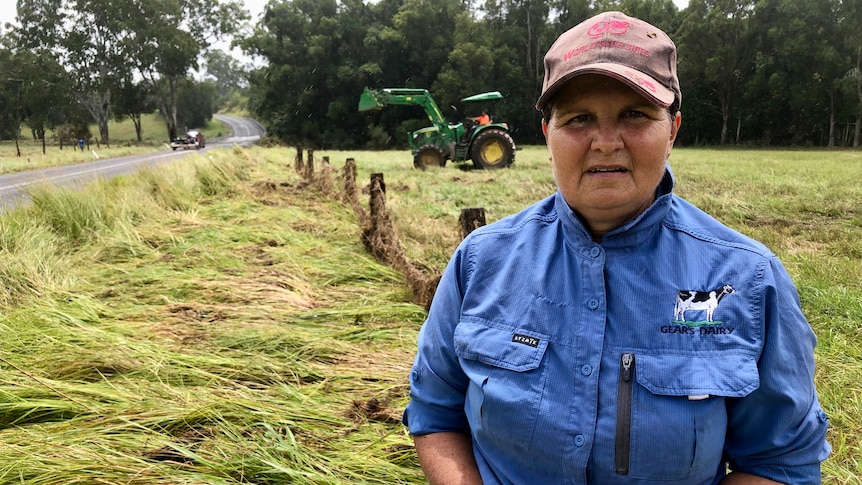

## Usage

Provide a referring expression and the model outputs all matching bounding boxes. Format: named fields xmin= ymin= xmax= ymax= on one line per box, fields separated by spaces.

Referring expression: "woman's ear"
xmin=542 ymin=118 xmax=548 ymax=137
xmin=665 ymin=111 xmax=682 ymax=159
xmin=669 ymin=111 xmax=681 ymax=143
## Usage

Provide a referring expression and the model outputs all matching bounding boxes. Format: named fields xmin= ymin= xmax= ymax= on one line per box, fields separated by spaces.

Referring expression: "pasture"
xmin=0 ymin=143 xmax=858 ymax=483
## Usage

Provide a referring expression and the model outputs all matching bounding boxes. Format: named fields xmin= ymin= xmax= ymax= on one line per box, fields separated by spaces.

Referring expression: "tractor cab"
xmin=460 ymin=91 xmax=503 ymax=127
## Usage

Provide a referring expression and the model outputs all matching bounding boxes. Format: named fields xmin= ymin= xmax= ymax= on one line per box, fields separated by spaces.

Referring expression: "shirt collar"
xmin=555 ymin=168 xmax=675 ymax=248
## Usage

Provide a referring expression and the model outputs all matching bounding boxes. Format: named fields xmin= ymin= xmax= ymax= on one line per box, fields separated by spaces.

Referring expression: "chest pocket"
xmin=625 ymin=353 xmax=759 ymax=481
xmin=454 ymin=320 xmax=550 ymax=450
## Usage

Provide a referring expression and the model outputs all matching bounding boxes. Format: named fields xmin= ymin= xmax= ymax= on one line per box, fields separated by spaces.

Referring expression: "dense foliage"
xmin=0 ymin=0 xmax=247 ymax=145
xmin=240 ymin=0 xmax=862 ymax=149
xmin=2 ymin=0 xmax=861 ymax=150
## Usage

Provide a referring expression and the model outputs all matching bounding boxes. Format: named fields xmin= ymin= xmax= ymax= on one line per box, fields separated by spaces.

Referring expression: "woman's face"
xmin=543 ymin=74 xmax=681 ymax=238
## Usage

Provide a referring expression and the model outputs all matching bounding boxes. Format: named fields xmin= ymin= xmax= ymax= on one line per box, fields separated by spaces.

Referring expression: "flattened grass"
xmin=0 ymin=144 xmax=858 ymax=483
xmin=0 ymin=147 xmax=423 ymax=483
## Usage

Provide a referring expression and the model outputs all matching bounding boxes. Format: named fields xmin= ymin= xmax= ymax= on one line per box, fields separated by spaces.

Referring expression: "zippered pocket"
xmin=615 ymin=353 xmax=758 ymax=480
xmin=615 ymin=352 xmax=634 ymax=475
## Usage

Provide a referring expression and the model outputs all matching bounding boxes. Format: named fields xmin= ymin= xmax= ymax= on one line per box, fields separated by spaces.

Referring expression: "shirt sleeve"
xmin=402 ymin=245 xmax=471 ymax=435
xmin=723 ymin=257 xmax=831 ymax=483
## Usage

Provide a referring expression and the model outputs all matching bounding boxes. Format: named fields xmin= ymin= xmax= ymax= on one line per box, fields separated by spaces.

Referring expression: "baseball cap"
xmin=536 ymin=11 xmax=681 ymax=111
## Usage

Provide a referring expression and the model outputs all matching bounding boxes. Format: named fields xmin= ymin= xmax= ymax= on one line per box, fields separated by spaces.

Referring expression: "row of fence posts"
xmin=293 ymin=148 xmax=486 ymax=310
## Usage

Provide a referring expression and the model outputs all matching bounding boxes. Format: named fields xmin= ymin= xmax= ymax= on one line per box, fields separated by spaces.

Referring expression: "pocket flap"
xmin=636 ymin=353 xmax=759 ymax=398
xmin=454 ymin=320 xmax=548 ymax=372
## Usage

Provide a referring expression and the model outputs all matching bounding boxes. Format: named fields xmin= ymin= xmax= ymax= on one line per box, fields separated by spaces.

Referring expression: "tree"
xmin=203 ymin=49 xmax=248 ymax=100
xmin=675 ymin=0 xmax=754 ymax=145
xmin=14 ymin=0 xmax=142 ymax=145
xmin=243 ymin=0 xmax=384 ymax=148
xmin=431 ymin=14 xmax=497 ymax=104
xmin=480 ymin=0 xmax=554 ymax=143
xmin=839 ymin=0 xmax=862 ymax=147
xmin=14 ymin=0 xmax=245 ymax=145
xmin=130 ymin=0 xmax=247 ymax=141
xmin=176 ymin=79 xmax=216 ymax=132
xmin=742 ymin=0 xmax=847 ymax=145
xmin=18 ymin=51 xmax=75 ymax=153
xmin=113 ymin=79 xmax=156 ymax=142
xmin=0 ymin=44 xmax=75 ymax=154
xmin=0 ymin=71 xmax=25 ymax=154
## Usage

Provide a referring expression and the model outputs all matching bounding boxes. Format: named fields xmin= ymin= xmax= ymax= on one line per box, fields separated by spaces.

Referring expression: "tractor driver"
xmin=471 ymin=111 xmax=490 ymax=125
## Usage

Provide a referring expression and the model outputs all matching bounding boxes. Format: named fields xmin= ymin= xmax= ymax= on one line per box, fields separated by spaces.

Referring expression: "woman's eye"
xmin=623 ymin=110 xmax=646 ymax=119
xmin=567 ymin=114 xmax=591 ymax=124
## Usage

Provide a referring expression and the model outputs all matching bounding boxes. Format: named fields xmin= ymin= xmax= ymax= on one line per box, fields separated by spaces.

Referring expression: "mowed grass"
xmin=0 ymin=113 xmax=229 ymax=175
xmin=0 ymin=144 xmax=858 ymax=483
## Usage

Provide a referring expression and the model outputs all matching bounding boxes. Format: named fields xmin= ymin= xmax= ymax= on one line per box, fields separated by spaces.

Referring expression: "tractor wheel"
xmin=414 ymin=144 xmax=446 ymax=170
xmin=470 ymin=128 xmax=515 ymax=169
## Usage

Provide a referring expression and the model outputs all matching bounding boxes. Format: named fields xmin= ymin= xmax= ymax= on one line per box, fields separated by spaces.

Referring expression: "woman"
xmin=403 ymin=11 xmax=830 ymax=485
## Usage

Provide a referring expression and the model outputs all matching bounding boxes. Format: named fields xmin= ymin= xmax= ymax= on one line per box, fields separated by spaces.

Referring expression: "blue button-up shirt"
xmin=403 ymin=172 xmax=830 ymax=484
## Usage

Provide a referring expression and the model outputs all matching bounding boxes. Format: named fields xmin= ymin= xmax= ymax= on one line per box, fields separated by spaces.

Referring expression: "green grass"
xmin=0 ymin=144 xmax=858 ymax=482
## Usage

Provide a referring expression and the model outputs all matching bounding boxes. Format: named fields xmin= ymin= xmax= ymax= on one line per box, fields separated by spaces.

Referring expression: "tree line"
xmin=0 ymin=0 xmax=249 ymax=152
xmin=2 ymin=0 xmax=862 ymax=152
xmin=241 ymin=0 xmax=862 ymax=149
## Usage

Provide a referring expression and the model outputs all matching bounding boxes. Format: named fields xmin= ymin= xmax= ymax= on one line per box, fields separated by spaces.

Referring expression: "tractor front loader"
xmin=358 ymin=87 xmax=516 ymax=170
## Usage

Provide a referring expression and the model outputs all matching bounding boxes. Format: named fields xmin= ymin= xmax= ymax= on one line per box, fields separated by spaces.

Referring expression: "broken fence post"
xmin=370 ymin=173 xmax=386 ymax=194
xmin=459 ymin=208 xmax=486 ymax=239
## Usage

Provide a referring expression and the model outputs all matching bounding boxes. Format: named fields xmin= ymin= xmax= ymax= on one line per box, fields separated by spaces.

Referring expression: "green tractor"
xmin=358 ymin=87 xmax=516 ymax=170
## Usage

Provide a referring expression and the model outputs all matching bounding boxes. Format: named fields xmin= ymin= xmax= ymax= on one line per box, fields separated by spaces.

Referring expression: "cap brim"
xmin=536 ymin=63 xmax=675 ymax=111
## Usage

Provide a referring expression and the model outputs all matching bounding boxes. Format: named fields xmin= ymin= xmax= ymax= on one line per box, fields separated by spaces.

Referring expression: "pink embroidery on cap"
xmin=624 ymin=70 xmax=658 ymax=93
xmin=587 ymin=20 xmax=629 ymax=38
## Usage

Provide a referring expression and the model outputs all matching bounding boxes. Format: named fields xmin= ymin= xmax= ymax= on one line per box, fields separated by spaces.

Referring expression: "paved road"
xmin=0 ymin=115 xmax=265 ymax=211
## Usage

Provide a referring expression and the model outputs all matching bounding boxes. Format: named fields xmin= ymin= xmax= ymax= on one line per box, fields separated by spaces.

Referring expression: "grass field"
xmin=0 ymin=143 xmax=858 ymax=483
xmin=0 ymin=113 xmax=229 ymax=175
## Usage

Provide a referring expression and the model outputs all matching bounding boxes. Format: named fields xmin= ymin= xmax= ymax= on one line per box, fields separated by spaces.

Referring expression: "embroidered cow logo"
xmin=673 ymin=285 xmax=735 ymax=323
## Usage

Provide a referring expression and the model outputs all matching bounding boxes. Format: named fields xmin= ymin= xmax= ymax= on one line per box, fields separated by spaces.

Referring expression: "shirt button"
xmin=589 ymin=246 xmax=601 ymax=258
xmin=587 ymin=298 xmax=599 ymax=310
xmin=581 ymin=364 xmax=592 ymax=376
xmin=575 ymin=434 xmax=585 ymax=447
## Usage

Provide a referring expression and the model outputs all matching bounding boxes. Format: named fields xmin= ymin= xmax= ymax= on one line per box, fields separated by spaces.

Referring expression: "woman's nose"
xmin=591 ymin=121 xmax=624 ymax=155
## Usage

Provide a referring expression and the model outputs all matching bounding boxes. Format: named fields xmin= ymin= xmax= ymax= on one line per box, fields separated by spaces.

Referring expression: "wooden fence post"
xmin=305 ymin=149 xmax=315 ymax=179
xmin=295 ymin=146 xmax=304 ymax=173
xmin=368 ymin=173 xmax=386 ymax=236
xmin=459 ymin=208 xmax=486 ymax=239
xmin=343 ymin=158 xmax=367 ymax=223
xmin=364 ymin=173 xmax=390 ymax=263
xmin=370 ymin=173 xmax=386 ymax=194
xmin=343 ymin=158 xmax=357 ymax=203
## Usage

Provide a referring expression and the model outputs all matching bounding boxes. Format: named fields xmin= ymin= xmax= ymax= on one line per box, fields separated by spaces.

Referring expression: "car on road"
xmin=170 ymin=130 xmax=205 ymax=150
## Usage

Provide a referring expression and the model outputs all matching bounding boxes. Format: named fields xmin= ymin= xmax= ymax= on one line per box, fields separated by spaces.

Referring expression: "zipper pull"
xmin=621 ymin=353 xmax=634 ymax=382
